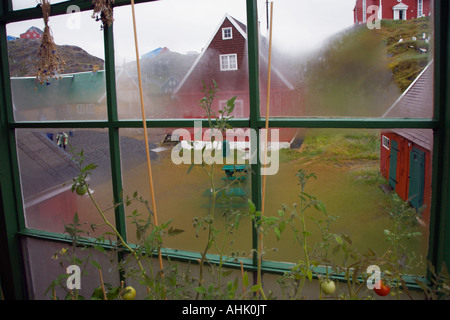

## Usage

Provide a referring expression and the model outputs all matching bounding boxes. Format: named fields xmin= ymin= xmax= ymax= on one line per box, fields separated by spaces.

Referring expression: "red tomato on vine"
xmin=374 ymin=281 xmax=390 ymax=296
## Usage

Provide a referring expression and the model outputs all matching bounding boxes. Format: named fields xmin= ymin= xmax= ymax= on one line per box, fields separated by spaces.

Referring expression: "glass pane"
xmin=262 ymin=128 xmax=431 ymax=276
xmin=16 ymin=128 xmax=114 ymax=236
xmin=12 ymin=0 xmax=70 ymax=11
xmin=258 ymin=0 xmax=434 ymax=118
xmin=113 ymin=0 xmax=248 ymax=119
xmin=21 ymin=237 xmax=120 ymax=300
xmin=120 ymin=127 xmax=252 ymax=257
xmin=7 ymin=10 xmax=106 ymax=121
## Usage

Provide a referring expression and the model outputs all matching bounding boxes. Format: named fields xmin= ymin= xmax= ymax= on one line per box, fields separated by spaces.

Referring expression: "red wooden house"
xmin=171 ymin=14 xmax=302 ymax=143
xmin=380 ymin=61 xmax=433 ymax=225
xmin=20 ymin=26 xmax=43 ymax=39
xmin=354 ymin=0 xmax=432 ymax=24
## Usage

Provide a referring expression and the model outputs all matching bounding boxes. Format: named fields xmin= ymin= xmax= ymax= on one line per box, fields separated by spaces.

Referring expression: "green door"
xmin=408 ymin=147 xmax=426 ymax=209
xmin=389 ymin=140 xmax=398 ymax=189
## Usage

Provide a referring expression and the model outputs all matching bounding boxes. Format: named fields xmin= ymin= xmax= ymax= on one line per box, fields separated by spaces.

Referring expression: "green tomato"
xmin=320 ymin=280 xmax=336 ymax=295
xmin=75 ymin=184 xmax=87 ymax=196
xmin=123 ymin=286 xmax=136 ymax=300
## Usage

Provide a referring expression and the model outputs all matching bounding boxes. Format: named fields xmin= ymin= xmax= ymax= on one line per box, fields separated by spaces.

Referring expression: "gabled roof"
xmin=382 ymin=61 xmax=433 ymax=150
xmin=174 ymin=14 xmax=246 ymax=93
xmin=174 ymin=13 xmax=294 ymax=94
xmin=24 ymin=26 xmax=44 ymax=35
xmin=393 ymin=2 xmax=409 ymax=10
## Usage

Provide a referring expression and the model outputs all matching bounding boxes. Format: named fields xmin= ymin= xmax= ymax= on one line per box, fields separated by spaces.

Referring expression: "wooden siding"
xmin=173 ymin=15 xmax=302 ymax=132
xmin=380 ymin=131 xmax=432 ymax=225
xmin=354 ymin=0 xmax=432 ymax=23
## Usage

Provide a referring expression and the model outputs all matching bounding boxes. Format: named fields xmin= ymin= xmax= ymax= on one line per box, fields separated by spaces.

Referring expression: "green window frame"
xmin=0 ymin=0 xmax=449 ymax=300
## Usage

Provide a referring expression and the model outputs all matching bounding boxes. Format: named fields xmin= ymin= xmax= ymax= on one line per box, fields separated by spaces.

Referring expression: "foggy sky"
xmin=7 ymin=0 xmax=356 ymax=64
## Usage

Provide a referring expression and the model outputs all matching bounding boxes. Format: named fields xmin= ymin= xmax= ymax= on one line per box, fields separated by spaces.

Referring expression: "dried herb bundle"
xmin=92 ymin=0 xmax=115 ymax=29
xmin=36 ymin=0 xmax=65 ymax=86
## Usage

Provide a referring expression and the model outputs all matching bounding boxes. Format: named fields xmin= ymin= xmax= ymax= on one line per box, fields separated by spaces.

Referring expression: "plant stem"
xmin=87 ymin=189 xmax=146 ymax=276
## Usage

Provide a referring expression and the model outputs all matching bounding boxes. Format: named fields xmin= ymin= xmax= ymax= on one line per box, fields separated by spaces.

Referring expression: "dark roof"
xmin=382 ymin=61 xmax=434 ymax=150
xmin=23 ymin=26 xmax=44 ymax=35
xmin=17 ymin=131 xmax=79 ymax=200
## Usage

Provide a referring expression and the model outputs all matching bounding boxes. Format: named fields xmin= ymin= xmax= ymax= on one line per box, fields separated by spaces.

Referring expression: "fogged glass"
xmin=258 ymin=0 xmax=434 ymax=118
xmin=119 ymin=127 xmax=252 ymax=257
xmin=261 ymin=128 xmax=431 ymax=275
xmin=7 ymin=10 xmax=106 ymax=121
xmin=113 ymin=0 xmax=248 ymax=119
xmin=21 ymin=237 xmax=120 ymax=300
xmin=16 ymin=128 xmax=114 ymax=236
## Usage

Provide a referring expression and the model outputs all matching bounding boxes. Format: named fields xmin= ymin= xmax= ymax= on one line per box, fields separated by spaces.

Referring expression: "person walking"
xmin=56 ymin=132 xmax=69 ymax=150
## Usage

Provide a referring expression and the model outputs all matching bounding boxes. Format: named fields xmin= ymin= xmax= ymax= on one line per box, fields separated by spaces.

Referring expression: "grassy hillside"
xmin=377 ymin=17 xmax=432 ymax=91
xmin=302 ymin=17 xmax=432 ymax=117
xmin=7 ymin=38 xmax=104 ymax=77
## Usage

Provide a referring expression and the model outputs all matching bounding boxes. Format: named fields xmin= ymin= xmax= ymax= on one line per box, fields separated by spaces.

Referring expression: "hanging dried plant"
xmin=35 ymin=0 xmax=65 ymax=86
xmin=92 ymin=0 xmax=115 ymax=29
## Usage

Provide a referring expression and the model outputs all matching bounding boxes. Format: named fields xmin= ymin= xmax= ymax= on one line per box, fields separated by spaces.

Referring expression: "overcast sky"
xmin=8 ymin=0 xmax=356 ymax=64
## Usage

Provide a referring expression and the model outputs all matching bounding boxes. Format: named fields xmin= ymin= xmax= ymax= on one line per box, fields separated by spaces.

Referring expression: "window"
xmin=222 ymin=27 xmax=232 ymax=40
xmin=418 ymin=0 xmax=423 ymax=17
xmin=220 ymin=54 xmax=238 ymax=71
xmin=1 ymin=0 xmax=449 ymax=301
xmin=363 ymin=0 xmax=367 ymax=23
xmin=382 ymin=135 xmax=390 ymax=150
xmin=76 ymin=104 xmax=85 ymax=113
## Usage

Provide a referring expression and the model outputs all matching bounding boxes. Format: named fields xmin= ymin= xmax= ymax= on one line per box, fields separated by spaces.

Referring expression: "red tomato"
xmin=374 ymin=281 xmax=390 ymax=296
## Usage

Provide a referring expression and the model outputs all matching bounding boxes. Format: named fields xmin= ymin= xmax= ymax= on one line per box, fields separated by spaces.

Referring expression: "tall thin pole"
xmin=130 ymin=0 xmax=164 ymax=273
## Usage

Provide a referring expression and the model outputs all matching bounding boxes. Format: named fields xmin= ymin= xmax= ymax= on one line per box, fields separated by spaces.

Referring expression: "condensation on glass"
xmin=21 ymin=237 xmax=120 ymax=300
xmin=262 ymin=128 xmax=431 ymax=275
xmin=119 ymin=127 xmax=253 ymax=256
xmin=257 ymin=0 xmax=434 ymax=118
xmin=6 ymin=10 xmax=106 ymax=121
xmin=16 ymin=128 xmax=114 ymax=235
xmin=113 ymin=0 xmax=248 ymax=119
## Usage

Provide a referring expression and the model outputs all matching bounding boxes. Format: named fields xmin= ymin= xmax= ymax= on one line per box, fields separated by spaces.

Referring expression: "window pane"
xmin=21 ymin=237 xmax=120 ymax=300
xmin=7 ymin=11 xmax=106 ymax=121
xmin=120 ymin=127 xmax=252 ymax=257
xmin=261 ymin=128 xmax=430 ymax=276
xmin=16 ymin=129 xmax=114 ymax=236
xmin=12 ymin=0 xmax=70 ymax=11
xmin=258 ymin=0 xmax=434 ymax=118
xmin=113 ymin=0 xmax=248 ymax=119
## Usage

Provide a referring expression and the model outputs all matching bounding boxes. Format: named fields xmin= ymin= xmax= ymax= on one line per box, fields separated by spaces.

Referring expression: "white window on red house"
xmin=382 ymin=135 xmax=390 ymax=150
xmin=220 ymin=54 xmax=238 ymax=71
xmin=418 ymin=0 xmax=423 ymax=17
xmin=222 ymin=27 xmax=232 ymax=40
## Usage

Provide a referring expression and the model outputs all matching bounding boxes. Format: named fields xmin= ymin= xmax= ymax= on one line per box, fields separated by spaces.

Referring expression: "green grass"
xmin=285 ymin=131 xmax=380 ymax=165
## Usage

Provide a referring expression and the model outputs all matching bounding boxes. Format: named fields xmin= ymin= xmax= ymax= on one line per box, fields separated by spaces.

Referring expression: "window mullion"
xmin=246 ymin=0 xmax=262 ymax=270
xmin=103 ymin=23 xmax=127 ymax=242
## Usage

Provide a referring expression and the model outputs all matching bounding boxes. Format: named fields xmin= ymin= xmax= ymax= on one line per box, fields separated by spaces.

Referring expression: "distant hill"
xmin=124 ymin=49 xmax=198 ymax=92
xmin=7 ymin=38 xmax=104 ymax=77
xmin=302 ymin=17 xmax=432 ymax=117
